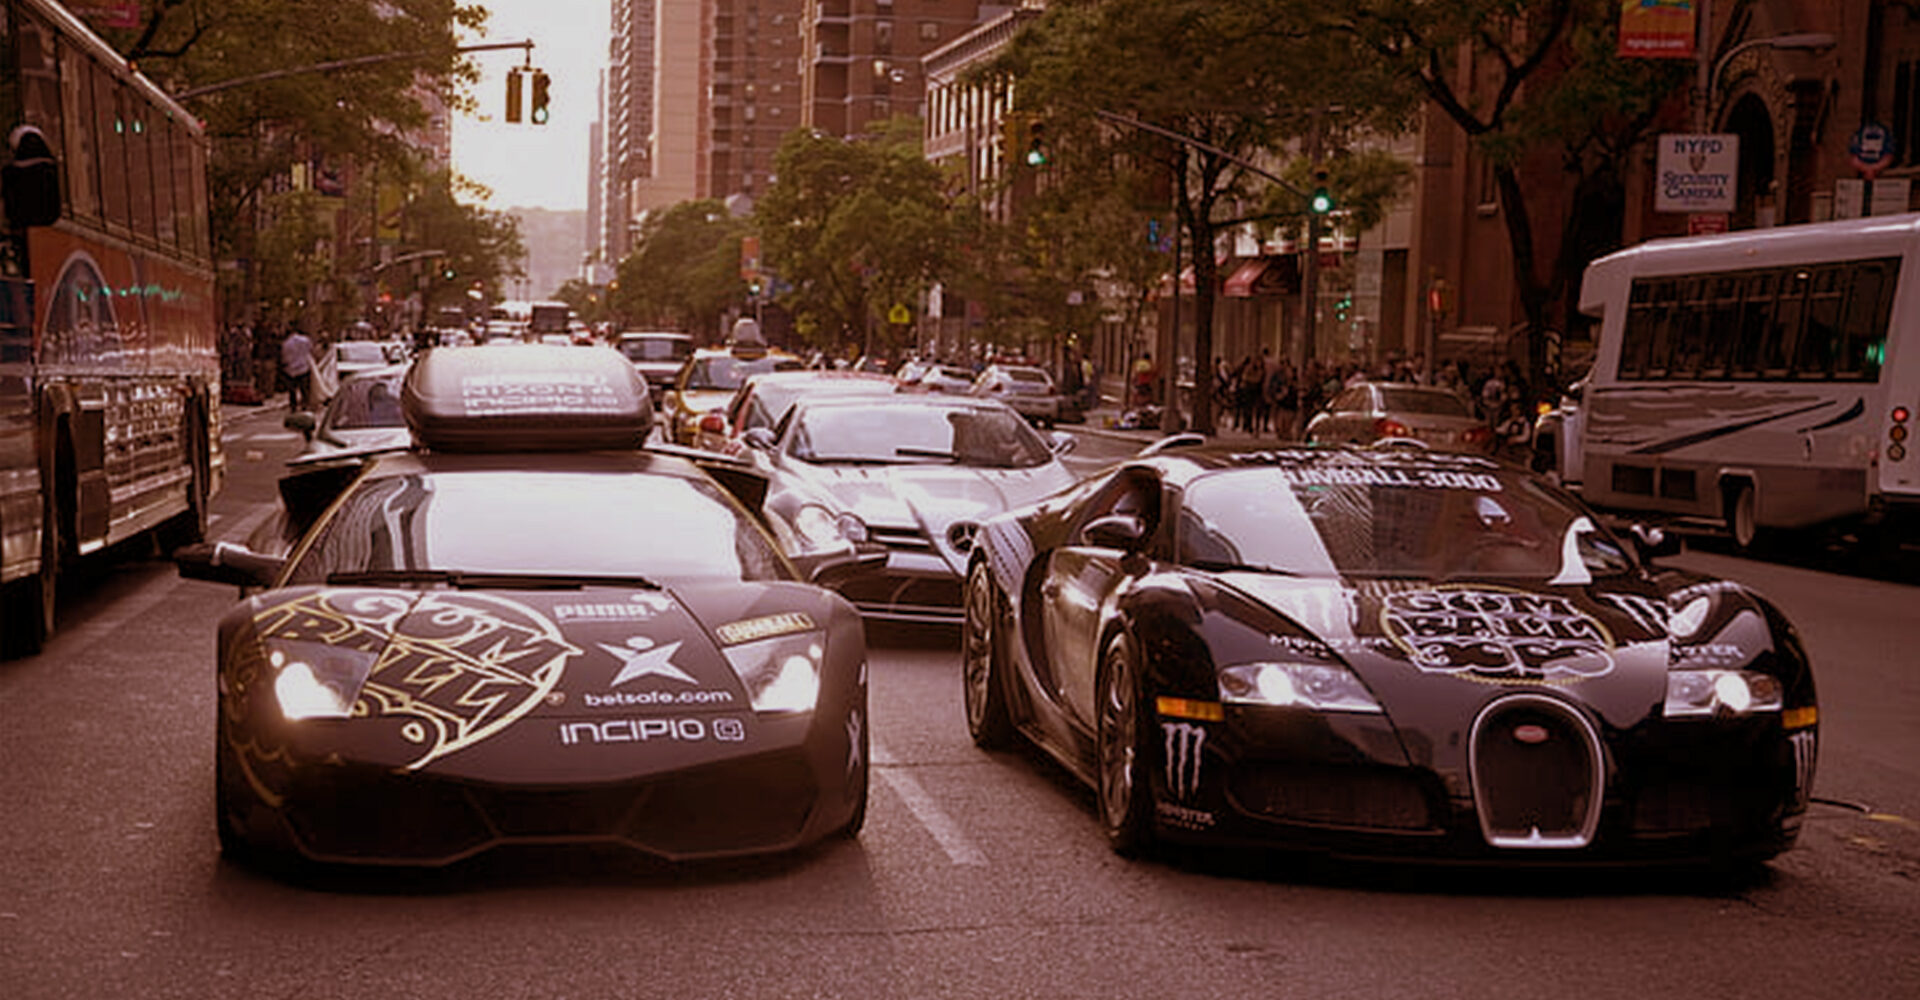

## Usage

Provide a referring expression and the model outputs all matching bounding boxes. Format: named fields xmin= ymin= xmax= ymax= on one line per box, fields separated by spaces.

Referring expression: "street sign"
xmin=888 ymin=303 xmax=911 ymax=325
xmin=1688 ymin=213 xmax=1729 ymax=235
xmin=1850 ymin=122 xmax=1895 ymax=176
xmin=1656 ymin=134 xmax=1738 ymax=213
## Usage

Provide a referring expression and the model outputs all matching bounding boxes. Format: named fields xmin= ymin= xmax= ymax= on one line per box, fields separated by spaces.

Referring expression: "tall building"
xmin=632 ymin=0 xmax=706 ymax=215
xmin=708 ymin=0 xmax=807 ymax=205
xmin=606 ymin=0 xmax=656 ymax=259
xmin=801 ymin=0 xmax=1000 ymax=138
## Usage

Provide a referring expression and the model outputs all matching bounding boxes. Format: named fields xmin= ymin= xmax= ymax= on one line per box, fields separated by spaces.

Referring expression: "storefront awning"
xmin=1223 ymin=256 xmax=1299 ymax=298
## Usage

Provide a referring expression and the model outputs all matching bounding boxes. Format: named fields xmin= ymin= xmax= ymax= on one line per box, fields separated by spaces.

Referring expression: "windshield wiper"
xmin=896 ymin=447 xmax=958 ymax=462
xmin=1187 ymin=559 xmax=1301 ymax=577
xmin=326 ymin=569 xmax=663 ymax=590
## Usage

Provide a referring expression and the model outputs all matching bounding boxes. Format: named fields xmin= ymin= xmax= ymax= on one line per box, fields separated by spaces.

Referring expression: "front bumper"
xmin=825 ymin=549 xmax=963 ymax=624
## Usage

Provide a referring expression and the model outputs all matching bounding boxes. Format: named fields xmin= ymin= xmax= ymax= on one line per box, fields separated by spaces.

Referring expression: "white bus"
xmin=1574 ymin=213 xmax=1918 ymax=550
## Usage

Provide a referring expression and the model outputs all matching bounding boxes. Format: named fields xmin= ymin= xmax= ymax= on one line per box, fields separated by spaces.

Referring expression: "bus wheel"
xmin=2 ymin=494 xmax=60 ymax=659
xmin=1725 ymin=480 xmax=1763 ymax=552
xmin=158 ymin=410 xmax=210 ymax=554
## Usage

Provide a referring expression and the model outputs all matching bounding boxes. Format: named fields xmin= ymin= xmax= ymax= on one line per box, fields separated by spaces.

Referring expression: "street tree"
xmin=754 ymin=119 xmax=958 ymax=357
xmin=993 ymin=0 xmax=1413 ymax=433
xmin=101 ymin=1 xmax=490 ymax=323
xmin=612 ymin=199 xmax=748 ymax=336
xmin=399 ymin=169 xmax=525 ymax=314
xmin=1316 ymin=0 xmax=1688 ymax=392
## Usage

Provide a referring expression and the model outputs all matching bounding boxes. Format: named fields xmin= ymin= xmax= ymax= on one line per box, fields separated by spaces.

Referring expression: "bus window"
xmin=1644 ymin=279 xmax=1679 ymax=378
xmin=58 ymin=40 xmax=98 ymax=223
xmin=1701 ymin=273 xmax=1741 ymax=377
xmin=1620 ymin=280 xmax=1657 ymax=379
xmin=1731 ymin=270 xmax=1775 ymax=378
xmin=1669 ymin=277 xmax=1710 ymax=379
xmin=1794 ymin=267 xmax=1845 ymax=378
xmin=1836 ymin=259 xmax=1895 ymax=380
xmin=94 ymin=73 xmax=129 ymax=232
xmin=1763 ymin=269 xmax=1809 ymax=377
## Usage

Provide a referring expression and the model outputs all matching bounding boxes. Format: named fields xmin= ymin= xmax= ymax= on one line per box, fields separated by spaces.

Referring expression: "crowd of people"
xmin=220 ymin=321 xmax=408 ymax=411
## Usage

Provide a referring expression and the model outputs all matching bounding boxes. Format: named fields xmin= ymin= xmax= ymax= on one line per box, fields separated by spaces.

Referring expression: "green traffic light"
xmin=1310 ymin=188 xmax=1334 ymax=214
xmin=1026 ymin=145 xmax=1047 ymax=167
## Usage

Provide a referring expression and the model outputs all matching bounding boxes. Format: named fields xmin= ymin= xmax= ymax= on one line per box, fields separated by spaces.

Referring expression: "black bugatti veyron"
xmin=961 ymin=443 xmax=1817 ymax=865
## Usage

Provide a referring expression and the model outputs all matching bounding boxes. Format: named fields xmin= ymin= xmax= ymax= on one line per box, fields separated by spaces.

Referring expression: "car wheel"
xmin=961 ymin=561 xmax=1015 ymax=749
xmin=1725 ymin=480 xmax=1763 ymax=552
xmin=1096 ymin=633 xmax=1155 ymax=857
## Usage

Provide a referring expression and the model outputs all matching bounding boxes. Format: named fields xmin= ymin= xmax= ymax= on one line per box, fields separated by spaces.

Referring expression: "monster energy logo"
xmin=1162 ymin=722 xmax=1207 ymax=801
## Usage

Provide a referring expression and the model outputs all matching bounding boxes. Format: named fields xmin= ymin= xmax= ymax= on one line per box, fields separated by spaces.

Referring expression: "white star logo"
xmin=598 ymin=638 xmax=695 ymax=687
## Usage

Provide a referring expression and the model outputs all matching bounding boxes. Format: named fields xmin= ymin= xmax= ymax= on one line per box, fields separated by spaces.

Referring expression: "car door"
xmin=1039 ymin=468 xmax=1164 ymax=733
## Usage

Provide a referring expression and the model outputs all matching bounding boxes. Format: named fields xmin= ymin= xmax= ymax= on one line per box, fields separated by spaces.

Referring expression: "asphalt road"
xmin=1 ymin=409 xmax=1915 ymax=999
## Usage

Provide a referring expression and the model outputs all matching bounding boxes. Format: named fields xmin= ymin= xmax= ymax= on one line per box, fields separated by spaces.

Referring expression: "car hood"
xmin=1208 ymin=571 xmax=1780 ymax=738
xmin=226 ymin=582 xmax=838 ymax=784
xmin=802 ymin=462 xmax=1075 ymax=572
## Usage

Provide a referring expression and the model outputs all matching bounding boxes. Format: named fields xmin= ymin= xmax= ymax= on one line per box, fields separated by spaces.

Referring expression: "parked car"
xmin=284 ymin=363 xmax=410 ymax=462
xmin=898 ymin=361 xmax=979 ymax=394
xmin=1303 ymin=382 xmax=1493 ymax=452
xmin=961 ymin=443 xmax=1816 ymax=864
xmin=972 ymin=363 xmax=1070 ymax=427
xmin=175 ymin=344 xmax=872 ymax=870
xmin=742 ymin=394 xmax=1077 ymax=623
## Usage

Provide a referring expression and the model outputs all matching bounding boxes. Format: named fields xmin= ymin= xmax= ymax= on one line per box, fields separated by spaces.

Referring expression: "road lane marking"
xmin=872 ymin=744 xmax=987 ymax=866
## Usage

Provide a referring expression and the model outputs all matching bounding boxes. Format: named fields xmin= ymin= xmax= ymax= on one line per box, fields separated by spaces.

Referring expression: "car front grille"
xmin=1227 ymin=763 xmax=1435 ymax=831
xmin=1469 ymin=695 xmax=1604 ymax=849
xmin=869 ymin=525 xmax=933 ymax=551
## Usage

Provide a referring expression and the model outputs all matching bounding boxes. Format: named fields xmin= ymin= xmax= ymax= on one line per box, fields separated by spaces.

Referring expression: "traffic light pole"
xmin=174 ymin=41 xmax=535 ymax=102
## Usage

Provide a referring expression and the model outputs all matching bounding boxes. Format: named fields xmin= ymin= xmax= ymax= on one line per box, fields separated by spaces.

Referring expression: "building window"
xmin=921 ymin=22 xmax=939 ymax=42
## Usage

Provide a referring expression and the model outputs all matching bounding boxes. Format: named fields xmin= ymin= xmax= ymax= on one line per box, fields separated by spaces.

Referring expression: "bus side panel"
xmin=1583 ymin=382 xmax=1875 ymax=529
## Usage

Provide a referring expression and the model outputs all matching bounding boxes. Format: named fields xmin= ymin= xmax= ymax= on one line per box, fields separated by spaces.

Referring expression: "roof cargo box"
xmin=403 ymin=344 xmax=653 ymax=451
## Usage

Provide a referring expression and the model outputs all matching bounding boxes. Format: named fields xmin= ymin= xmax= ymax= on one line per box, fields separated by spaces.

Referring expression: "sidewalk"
xmin=1074 ymin=373 xmax=1294 ymax=448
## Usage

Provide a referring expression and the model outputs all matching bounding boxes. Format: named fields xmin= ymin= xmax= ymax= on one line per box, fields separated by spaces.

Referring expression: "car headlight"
xmin=1663 ymin=669 xmax=1784 ymax=717
xmin=1218 ymin=662 xmax=1383 ymax=714
xmin=837 ymin=512 xmax=869 ymax=544
xmin=266 ymin=640 xmax=375 ymax=720
xmin=722 ymin=632 xmax=823 ymax=713
xmin=794 ymin=503 xmax=848 ymax=549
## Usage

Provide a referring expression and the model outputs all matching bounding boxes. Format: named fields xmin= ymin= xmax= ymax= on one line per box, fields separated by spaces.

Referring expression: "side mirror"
xmin=1049 ymin=431 xmax=1076 ymax=456
xmin=1083 ymin=513 xmax=1148 ymax=552
xmin=1630 ymin=522 xmax=1683 ymax=560
xmin=174 ymin=541 xmax=285 ymax=589
xmin=284 ymin=410 xmax=317 ymax=440
xmin=743 ymin=426 xmax=777 ymax=451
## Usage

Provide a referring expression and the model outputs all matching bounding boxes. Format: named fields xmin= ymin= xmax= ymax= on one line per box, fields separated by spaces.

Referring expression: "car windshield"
xmin=1379 ymin=388 xmax=1473 ymax=417
xmin=686 ymin=354 xmax=801 ymax=390
xmin=1177 ymin=459 xmax=1633 ymax=581
xmin=1004 ymin=368 xmax=1049 ymax=383
xmin=337 ymin=342 xmax=387 ymax=364
xmin=286 ymin=469 xmax=789 ymax=585
xmin=789 ymin=403 xmax=1053 ymax=468
xmin=324 ymin=377 xmax=405 ymax=429
xmin=620 ymin=337 xmax=691 ymax=362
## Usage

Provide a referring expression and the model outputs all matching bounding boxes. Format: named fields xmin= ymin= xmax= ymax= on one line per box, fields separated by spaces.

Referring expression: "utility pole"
xmin=1298 ymin=113 xmax=1323 ymax=371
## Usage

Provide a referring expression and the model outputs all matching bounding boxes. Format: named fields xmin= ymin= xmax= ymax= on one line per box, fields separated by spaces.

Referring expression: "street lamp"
xmin=1698 ymin=32 xmax=1836 ymax=131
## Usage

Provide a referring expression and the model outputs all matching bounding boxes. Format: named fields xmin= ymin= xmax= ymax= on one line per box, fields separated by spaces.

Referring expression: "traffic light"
xmin=1025 ymin=120 xmax=1048 ymax=167
xmin=505 ymin=69 xmax=523 ymax=123
xmin=1309 ymin=168 xmax=1334 ymax=215
xmin=530 ymin=70 xmax=552 ymax=125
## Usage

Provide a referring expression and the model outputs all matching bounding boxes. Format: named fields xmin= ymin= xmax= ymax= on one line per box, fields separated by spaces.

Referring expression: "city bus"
xmin=1574 ymin=213 xmax=1918 ymax=550
xmin=0 ymin=0 xmax=220 ymax=656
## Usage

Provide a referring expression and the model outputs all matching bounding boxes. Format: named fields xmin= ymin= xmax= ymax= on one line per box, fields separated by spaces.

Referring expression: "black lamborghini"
xmin=179 ymin=346 xmax=871 ymax=868
xmin=962 ymin=443 xmax=1818 ymax=864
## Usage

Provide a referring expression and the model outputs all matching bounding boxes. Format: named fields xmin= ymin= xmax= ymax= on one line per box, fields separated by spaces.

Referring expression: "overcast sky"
xmin=451 ymin=0 xmax=609 ymax=212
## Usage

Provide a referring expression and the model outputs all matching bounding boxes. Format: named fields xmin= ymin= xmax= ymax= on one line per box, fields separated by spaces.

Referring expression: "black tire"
xmin=158 ymin=406 xmax=210 ymax=555
xmin=1096 ymin=633 xmax=1155 ymax=857
xmin=961 ymin=560 xmax=1015 ymax=749
xmin=1725 ymin=479 xmax=1763 ymax=552
xmin=2 ymin=473 xmax=62 ymax=659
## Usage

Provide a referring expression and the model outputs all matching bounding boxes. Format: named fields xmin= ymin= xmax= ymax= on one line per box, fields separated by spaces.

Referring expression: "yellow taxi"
xmin=661 ymin=320 xmax=805 ymax=445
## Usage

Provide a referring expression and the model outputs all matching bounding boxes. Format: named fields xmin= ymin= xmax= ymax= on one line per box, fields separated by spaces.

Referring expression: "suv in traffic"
xmin=616 ymin=331 xmax=695 ymax=397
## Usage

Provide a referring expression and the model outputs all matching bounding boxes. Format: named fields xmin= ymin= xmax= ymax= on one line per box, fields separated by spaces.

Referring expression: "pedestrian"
xmin=281 ymin=324 xmax=315 ymax=412
xmin=1267 ymin=360 xmax=1297 ymax=441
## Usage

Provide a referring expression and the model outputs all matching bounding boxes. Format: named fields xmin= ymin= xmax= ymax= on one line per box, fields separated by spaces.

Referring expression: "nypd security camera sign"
xmin=1656 ymin=134 xmax=1739 ymax=213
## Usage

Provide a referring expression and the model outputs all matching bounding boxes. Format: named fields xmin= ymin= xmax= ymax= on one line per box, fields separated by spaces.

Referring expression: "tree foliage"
xmin=753 ymin=120 xmax=959 ymax=354
xmin=992 ymin=0 xmax=1415 ymax=432
xmin=100 ymin=1 xmax=505 ymax=325
xmin=612 ymin=199 xmax=749 ymax=336
xmin=1318 ymin=0 xmax=1687 ymax=387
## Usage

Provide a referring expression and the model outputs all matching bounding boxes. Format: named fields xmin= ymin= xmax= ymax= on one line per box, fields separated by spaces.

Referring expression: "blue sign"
xmin=1851 ymin=122 xmax=1895 ymax=168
